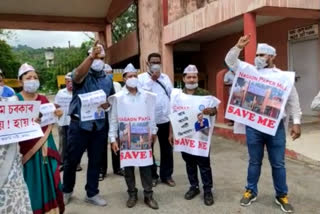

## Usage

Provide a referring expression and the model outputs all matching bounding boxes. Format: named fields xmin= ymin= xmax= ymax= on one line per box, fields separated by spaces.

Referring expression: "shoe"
xmin=114 ymin=169 xmax=124 ymax=176
xmin=59 ymin=165 xmax=64 ymax=172
xmin=144 ymin=197 xmax=159 ymax=210
xmin=204 ymin=192 xmax=214 ymax=206
xmin=63 ymin=192 xmax=73 ymax=205
xmin=99 ymin=173 xmax=106 ymax=181
xmin=76 ymin=165 xmax=82 ymax=172
xmin=85 ymin=194 xmax=107 ymax=206
xmin=184 ymin=187 xmax=200 ymax=200
xmin=126 ymin=195 xmax=138 ymax=208
xmin=152 ymin=179 xmax=159 ymax=187
xmin=240 ymin=190 xmax=257 ymax=206
xmin=162 ymin=178 xmax=176 ymax=187
xmin=275 ymin=195 xmax=294 ymax=213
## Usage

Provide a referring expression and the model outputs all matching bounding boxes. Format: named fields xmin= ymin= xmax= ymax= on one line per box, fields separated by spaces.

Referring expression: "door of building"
xmin=289 ymin=38 xmax=320 ymax=116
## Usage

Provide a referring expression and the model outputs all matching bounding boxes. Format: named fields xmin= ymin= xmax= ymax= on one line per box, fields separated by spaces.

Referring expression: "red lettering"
xmin=234 ymin=108 xmax=241 ymax=116
xmin=227 ymin=106 xmax=234 ymax=113
xmin=189 ymin=140 xmax=195 ymax=148
xmin=124 ymin=151 xmax=132 ymax=159
xmin=248 ymin=112 xmax=255 ymax=121
xmin=257 ymin=116 xmax=268 ymax=126
xmin=132 ymin=151 xmax=139 ymax=159
xmin=198 ymin=141 xmax=207 ymax=150
xmin=267 ymin=119 xmax=276 ymax=128
xmin=140 ymin=151 xmax=147 ymax=159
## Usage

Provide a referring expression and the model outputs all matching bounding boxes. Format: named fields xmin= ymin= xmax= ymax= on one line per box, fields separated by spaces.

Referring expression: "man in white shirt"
xmin=225 ymin=35 xmax=302 ymax=213
xmin=54 ymin=72 xmax=79 ymax=171
xmin=138 ymin=53 xmax=175 ymax=187
xmin=311 ymin=91 xmax=320 ymax=111
xmin=109 ymin=63 xmax=159 ymax=209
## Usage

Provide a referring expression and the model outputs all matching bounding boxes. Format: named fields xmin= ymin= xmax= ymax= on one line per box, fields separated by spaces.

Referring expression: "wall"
xmin=168 ymin=0 xmax=218 ymax=24
xmin=201 ymin=18 xmax=320 ymax=95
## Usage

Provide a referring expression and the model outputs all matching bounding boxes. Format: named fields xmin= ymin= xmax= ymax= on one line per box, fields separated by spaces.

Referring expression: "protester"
xmin=16 ymin=63 xmax=65 ymax=213
xmin=225 ymin=35 xmax=302 ymax=213
xmin=109 ymin=63 xmax=159 ymax=209
xmin=54 ymin=72 xmax=82 ymax=172
xmin=311 ymin=91 xmax=320 ymax=111
xmin=0 ymin=93 xmax=33 ymax=214
xmin=0 ymin=69 xmax=15 ymax=98
xmin=169 ymin=65 xmax=216 ymax=206
xmin=63 ymin=42 xmax=114 ymax=206
xmin=138 ymin=53 xmax=175 ymax=187
xmin=99 ymin=64 xmax=124 ymax=181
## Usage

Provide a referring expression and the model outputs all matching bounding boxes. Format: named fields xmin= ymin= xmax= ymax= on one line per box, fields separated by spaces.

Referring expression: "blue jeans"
xmin=245 ymin=121 xmax=288 ymax=197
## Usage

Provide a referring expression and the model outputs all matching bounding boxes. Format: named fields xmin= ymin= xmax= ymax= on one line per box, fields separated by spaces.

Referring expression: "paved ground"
xmin=53 ymin=126 xmax=320 ymax=214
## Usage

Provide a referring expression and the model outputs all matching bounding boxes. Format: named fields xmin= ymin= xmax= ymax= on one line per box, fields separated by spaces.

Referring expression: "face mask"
xmin=91 ymin=59 xmax=105 ymax=71
xmin=185 ymin=83 xmax=198 ymax=90
xmin=254 ymin=56 xmax=268 ymax=69
xmin=23 ymin=80 xmax=40 ymax=93
xmin=66 ymin=82 xmax=73 ymax=91
xmin=126 ymin=77 xmax=139 ymax=88
xmin=150 ymin=64 xmax=161 ymax=73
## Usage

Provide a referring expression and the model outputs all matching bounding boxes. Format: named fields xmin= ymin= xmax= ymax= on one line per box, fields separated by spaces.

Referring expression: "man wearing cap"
xmin=99 ymin=64 xmax=124 ymax=180
xmin=225 ymin=35 xmax=301 ymax=213
xmin=169 ymin=64 xmax=217 ymax=206
xmin=54 ymin=72 xmax=82 ymax=172
xmin=138 ymin=53 xmax=175 ymax=187
xmin=63 ymin=43 xmax=114 ymax=206
xmin=0 ymin=69 xmax=15 ymax=99
xmin=109 ymin=63 xmax=159 ymax=209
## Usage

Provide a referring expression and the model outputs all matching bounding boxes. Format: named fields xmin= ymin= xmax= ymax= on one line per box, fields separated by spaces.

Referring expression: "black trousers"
xmin=151 ymin=122 xmax=174 ymax=181
xmin=58 ymin=126 xmax=68 ymax=164
xmin=63 ymin=120 xmax=107 ymax=197
xmin=100 ymin=115 xmax=120 ymax=175
xmin=124 ymin=166 xmax=153 ymax=198
xmin=181 ymin=152 xmax=213 ymax=193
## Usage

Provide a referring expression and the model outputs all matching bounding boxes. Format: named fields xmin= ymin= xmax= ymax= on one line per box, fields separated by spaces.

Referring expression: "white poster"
xmin=110 ymin=92 xmax=156 ymax=168
xmin=0 ymin=101 xmax=43 ymax=145
xmin=40 ymin=103 xmax=57 ymax=127
xmin=55 ymin=92 xmax=72 ymax=126
xmin=78 ymin=90 xmax=106 ymax=122
xmin=225 ymin=64 xmax=295 ymax=136
xmin=170 ymin=89 xmax=220 ymax=157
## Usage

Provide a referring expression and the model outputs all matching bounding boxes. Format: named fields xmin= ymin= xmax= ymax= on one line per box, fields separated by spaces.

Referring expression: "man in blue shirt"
xmin=0 ymin=69 xmax=15 ymax=98
xmin=194 ymin=113 xmax=209 ymax=132
xmin=63 ymin=42 xmax=114 ymax=207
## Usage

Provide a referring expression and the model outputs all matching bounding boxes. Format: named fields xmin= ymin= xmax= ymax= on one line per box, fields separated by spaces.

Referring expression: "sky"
xmin=5 ymin=30 xmax=95 ymax=49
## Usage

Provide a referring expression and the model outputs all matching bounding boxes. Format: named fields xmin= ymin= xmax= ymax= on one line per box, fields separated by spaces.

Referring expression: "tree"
xmin=0 ymin=40 xmax=20 ymax=78
xmin=112 ymin=3 xmax=137 ymax=43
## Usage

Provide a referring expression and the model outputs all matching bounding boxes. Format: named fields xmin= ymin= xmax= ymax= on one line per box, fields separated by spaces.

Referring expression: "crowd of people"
xmin=1 ymin=35 xmax=319 ymax=214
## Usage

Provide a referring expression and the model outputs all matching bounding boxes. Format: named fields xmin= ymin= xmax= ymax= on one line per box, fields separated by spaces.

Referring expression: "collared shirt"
xmin=311 ymin=91 xmax=320 ymax=111
xmin=225 ymin=46 xmax=302 ymax=124
xmin=69 ymin=69 xmax=114 ymax=131
xmin=108 ymin=86 xmax=158 ymax=142
xmin=138 ymin=72 xmax=173 ymax=124
xmin=55 ymin=88 xmax=72 ymax=126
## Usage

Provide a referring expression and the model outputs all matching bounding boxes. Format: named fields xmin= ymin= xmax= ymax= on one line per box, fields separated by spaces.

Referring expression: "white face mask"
xmin=126 ymin=77 xmax=139 ymax=88
xmin=254 ymin=56 xmax=268 ymax=70
xmin=150 ymin=64 xmax=161 ymax=73
xmin=91 ymin=59 xmax=105 ymax=71
xmin=185 ymin=83 xmax=198 ymax=90
xmin=23 ymin=80 xmax=40 ymax=93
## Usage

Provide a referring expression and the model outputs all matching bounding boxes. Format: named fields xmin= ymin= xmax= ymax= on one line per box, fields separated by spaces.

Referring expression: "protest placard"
xmin=40 ymin=103 xmax=57 ymax=127
xmin=55 ymin=92 xmax=72 ymax=126
xmin=110 ymin=91 xmax=156 ymax=168
xmin=78 ymin=89 xmax=106 ymax=122
xmin=225 ymin=64 xmax=295 ymax=136
xmin=170 ymin=89 xmax=220 ymax=157
xmin=0 ymin=101 xmax=43 ymax=145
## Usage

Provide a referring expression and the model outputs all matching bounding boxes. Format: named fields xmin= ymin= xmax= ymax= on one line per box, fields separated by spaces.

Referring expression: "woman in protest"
xmin=16 ymin=63 xmax=65 ymax=214
xmin=0 ymin=96 xmax=33 ymax=214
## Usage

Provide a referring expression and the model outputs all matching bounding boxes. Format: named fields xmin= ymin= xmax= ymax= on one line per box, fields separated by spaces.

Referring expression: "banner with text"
xmin=0 ymin=101 xmax=43 ymax=145
xmin=79 ymin=90 xmax=106 ymax=122
xmin=225 ymin=65 xmax=295 ymax=136
xmin=170 ymin=89 xmax=220 ymax=157
xmin=112 ymin=92 xmax=156 ymax=168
